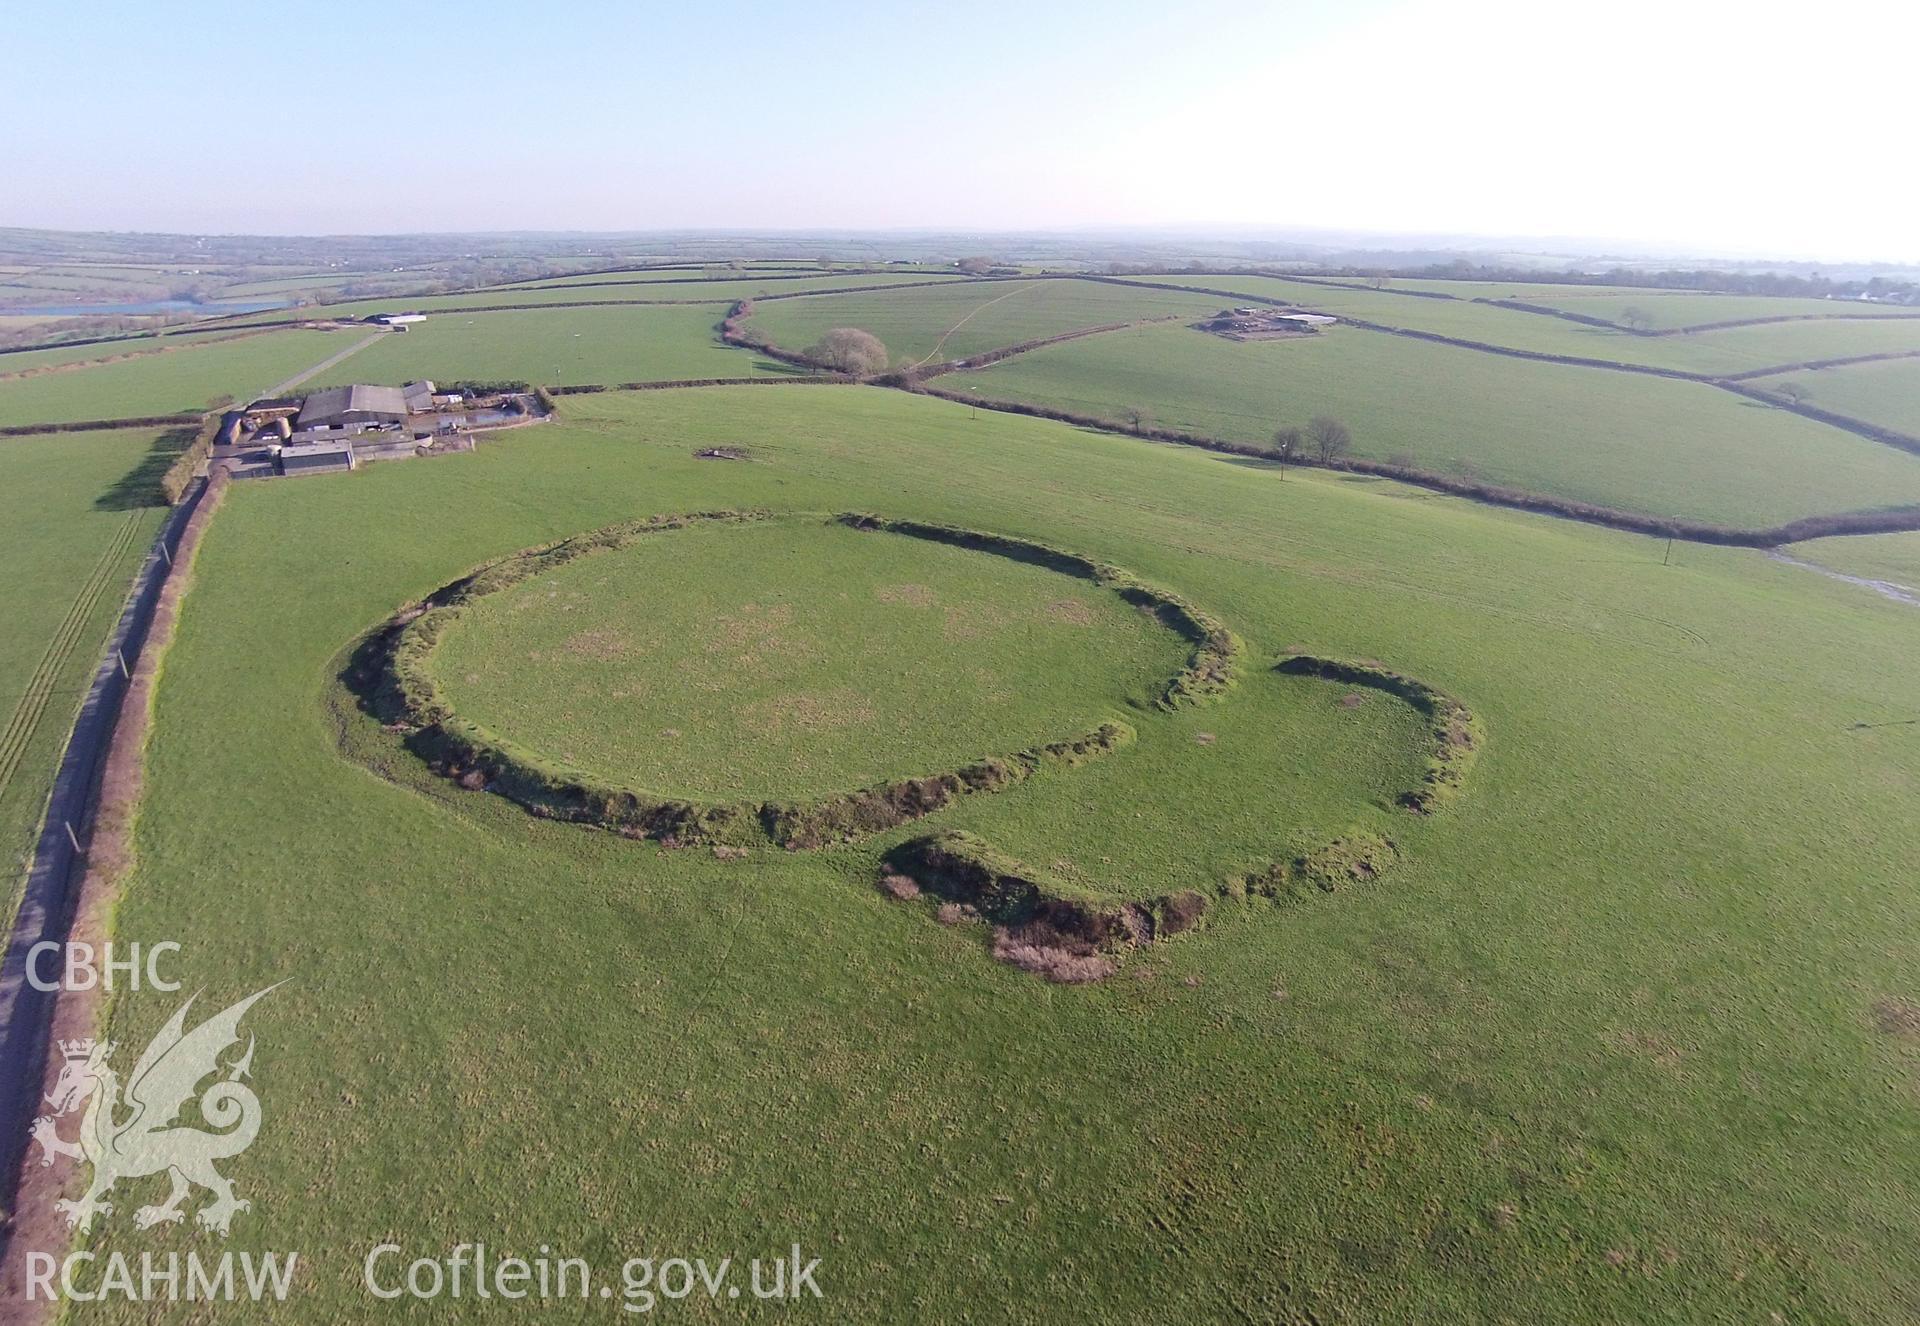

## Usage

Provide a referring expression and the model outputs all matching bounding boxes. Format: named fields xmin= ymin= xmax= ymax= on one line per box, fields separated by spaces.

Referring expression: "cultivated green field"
xmin=1747 ymin=356 xmax=1920 ymax=437
xmin=1514 ymin=290 xmax=1920 ymax=330
xmin=205 ymin=272 xmax=972 ymax=326
xmin=1269 ymin=278 xmax=1919 ymax=329
xmin=1125 ymin=275 xmax=1920 ymax=375
xmin=0 ymin=328 xmax=354 ymax=426
xmin=430 ymin=514 xmax=1186 ymax=801
xmin=1790 ymin=529 xmax=1920 ymax=590
xmin=0 ymin=427 xmax=178 ymax=912
xmin=492 ymin=267 xmax=962 ymax=290
xmin=0 ymin=326 xmax=253 ymax=377
xmin=1318 ymin=278 xmax=1663 ymax=301
xmin=307 ymin=304 xmax=784 ymax=388
xmin=80 ymin=385 xmax=1920 ymax=1323
xmin=741 ymin=278 xmax=1226 ymax=365
xmin=942 ymin=321 xmax=1920 ymax=525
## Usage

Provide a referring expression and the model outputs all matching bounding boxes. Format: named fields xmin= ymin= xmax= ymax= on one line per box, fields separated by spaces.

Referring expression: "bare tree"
xmin=1124 ymin=406 xmax=1156 ymax=433
xmin=1271 ymin=424 xmax=1303 ymax=478
xmin=1777 ymin=381 xmax=1808 ymax=406
xmin=804 ymin=327 xmax=891 ymax=376
xmin=1618 ymin=305 xmax=1652 ymax=332
xmin=1307 ymin=415 xmax=1351 ymax=464
xmin=956 ymin=256 xmax=993 ymax=275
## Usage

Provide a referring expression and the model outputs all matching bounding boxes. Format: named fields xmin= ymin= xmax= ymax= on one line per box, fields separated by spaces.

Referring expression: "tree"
xmin=957 ymin=256 xmax=993 ymax=275
xmin=1271 ymin=424 xmax=1303 ymax=478
xmin=804 ymin=327 xmax=890 ymax=376
xmin=1777 ymin=381 xmax=1808 ymax=406
xmin=1307 ymin=415 xmax=1351 ymax=464
xmin=1619 ymin=305 xmax=1652 ymax=332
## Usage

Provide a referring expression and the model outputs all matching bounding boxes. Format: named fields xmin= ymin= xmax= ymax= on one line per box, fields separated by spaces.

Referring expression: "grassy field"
xmin=1746 ymin=356 xmax=1920 ymax=437
xmin=942 ymin=321 xmax=1920 ymax=526
xmin=0 ymin=328 xmax=354 ymax=426
xmin=306 ymin=304 xmax=785 ymax=388
xmin=1299 ymin=278 xmax=1920 ymax=329
xmin=741 ymin=278 xmax=1226 ymax=366
xmin=206 ymin=272 xmax=974 ymax=326
xmin=430 ymin=514 xmax=1187 ymax=801
xmin=71 ymin=384 xmax=1920 ymax=1323
xmin=491 ymin=267 xmax=964 ymax=290
xmin=0 ymin=427 xmax=178 ymax=914
xmin=1513 ymin=290 xmax=1920 ymax=330
xmin=1790 ymin=529 xmax=1920 ymax=590
xmin=1126 ymin=276 xmax=1920 ymax=375
xmin=0 ymin=324 xmax=286 ymax=379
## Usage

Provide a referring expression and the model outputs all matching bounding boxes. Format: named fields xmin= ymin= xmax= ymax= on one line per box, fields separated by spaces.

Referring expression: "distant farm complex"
xmin=216 ymin=379 xmax=539 ymax=478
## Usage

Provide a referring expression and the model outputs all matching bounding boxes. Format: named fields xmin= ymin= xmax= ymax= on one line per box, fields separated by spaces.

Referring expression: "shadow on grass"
xmin=94 ymin=426 xmax=194 ymax=511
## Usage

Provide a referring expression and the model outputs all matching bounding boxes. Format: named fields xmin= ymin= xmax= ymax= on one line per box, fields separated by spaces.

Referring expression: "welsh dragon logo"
xmin=30 ymin=986 xmax=278 ymax=1236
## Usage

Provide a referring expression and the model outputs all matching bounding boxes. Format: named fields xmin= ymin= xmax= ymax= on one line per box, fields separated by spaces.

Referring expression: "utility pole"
xmin=1662 ymin=537 xmax=1674 ymax=567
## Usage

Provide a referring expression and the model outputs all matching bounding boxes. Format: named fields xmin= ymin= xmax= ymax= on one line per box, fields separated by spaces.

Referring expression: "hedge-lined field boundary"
xmin=0 ymin=412 xmax=201 ymax=438
xmin=914 ymin=380 xmax=1920 ymax=547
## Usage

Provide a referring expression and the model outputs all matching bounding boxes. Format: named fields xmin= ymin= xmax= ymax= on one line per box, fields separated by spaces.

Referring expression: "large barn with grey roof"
xmin=296 ymin=384 xmax=409 ymax=431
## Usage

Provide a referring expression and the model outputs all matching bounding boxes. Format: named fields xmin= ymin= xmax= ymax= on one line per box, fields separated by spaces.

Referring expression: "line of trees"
xmin=1270 ymin=416 xmax=1352 ymax=475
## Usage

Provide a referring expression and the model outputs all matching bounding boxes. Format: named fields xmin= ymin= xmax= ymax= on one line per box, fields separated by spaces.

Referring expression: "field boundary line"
xmin=176 ymin=278 xmax=997 ymax=336
xmin=0 ymin=326 xmax=284 ymax=383
xmin=0 ymin=412 xmax=202 ymax=439
xmin=1718 ymin=348 xmax=1920 ymax=381
xmin=915 ymin=380 xmax=1920 ymax=547
xmin=0 ymin=513 xmax=142 ymax=803
xmin=0 ymin=471 xmax=226 ymax=1308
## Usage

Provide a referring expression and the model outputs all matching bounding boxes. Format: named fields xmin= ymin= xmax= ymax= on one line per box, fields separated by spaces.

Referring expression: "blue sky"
xmin=5 ymin=0 xmax=1914 ymax=261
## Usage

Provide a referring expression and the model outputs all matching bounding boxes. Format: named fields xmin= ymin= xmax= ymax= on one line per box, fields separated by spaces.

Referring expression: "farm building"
xmin=402 ymin=380 xmax=435 ymax=412
xmin=296 ymin=384 xmax=409 ymax=430
xmin=279 ymin=440 xmax=356 ymax=476
xmin=371 ymin=313 xmax=426 ymax=327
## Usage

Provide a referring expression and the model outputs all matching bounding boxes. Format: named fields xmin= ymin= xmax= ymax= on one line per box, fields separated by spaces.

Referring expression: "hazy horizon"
xmin=7 ymin=0 xmax=1913 ymax=264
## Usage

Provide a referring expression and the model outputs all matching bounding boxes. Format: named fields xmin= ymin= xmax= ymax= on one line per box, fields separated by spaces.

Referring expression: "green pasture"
xmin=741 ymin=278 xmax=1225 ymax=366
xmin=0 ymin=427 xmax=178 ymax=913
xmin=73 ymin=385 xmax=1920 ymax=1324
xmin=431 ymin=514 xmax=1185 ymax=802
xmin=490 ymin=266 xmax=959 ymax=290
xmin=0 ymin=328 xmax=353 ymax=427
xmin=307 ymin=304 xmax=784 ymax=388
xmin=208 ymin=272 xmax=973 ymax=326
xmin=1126 ymin=275 xmax=1920 ymax=374
xmin=943 ymin=321 xmax=1920 ymax=526
xmin=1519 ymin=291 xmax=1920 ymax=330
xmin=0 ymin=324 xmax=277 ymax=378
xmin=1746 ymin=355 xmax=1920 ymax=437
xmin=1790 ymin=529 xmax=1920 ymax=591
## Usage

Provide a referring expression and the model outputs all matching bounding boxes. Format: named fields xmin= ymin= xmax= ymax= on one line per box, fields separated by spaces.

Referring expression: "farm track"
xmin=0 ymin=477 xmax=214 ymax=1291
xmin=910 ymin=281 xmax=1042 ymax=367
xmin=259 ymin=330 xmax=384 ymax=399
xmin=0 ymin=512 xmax=142 ymax=804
